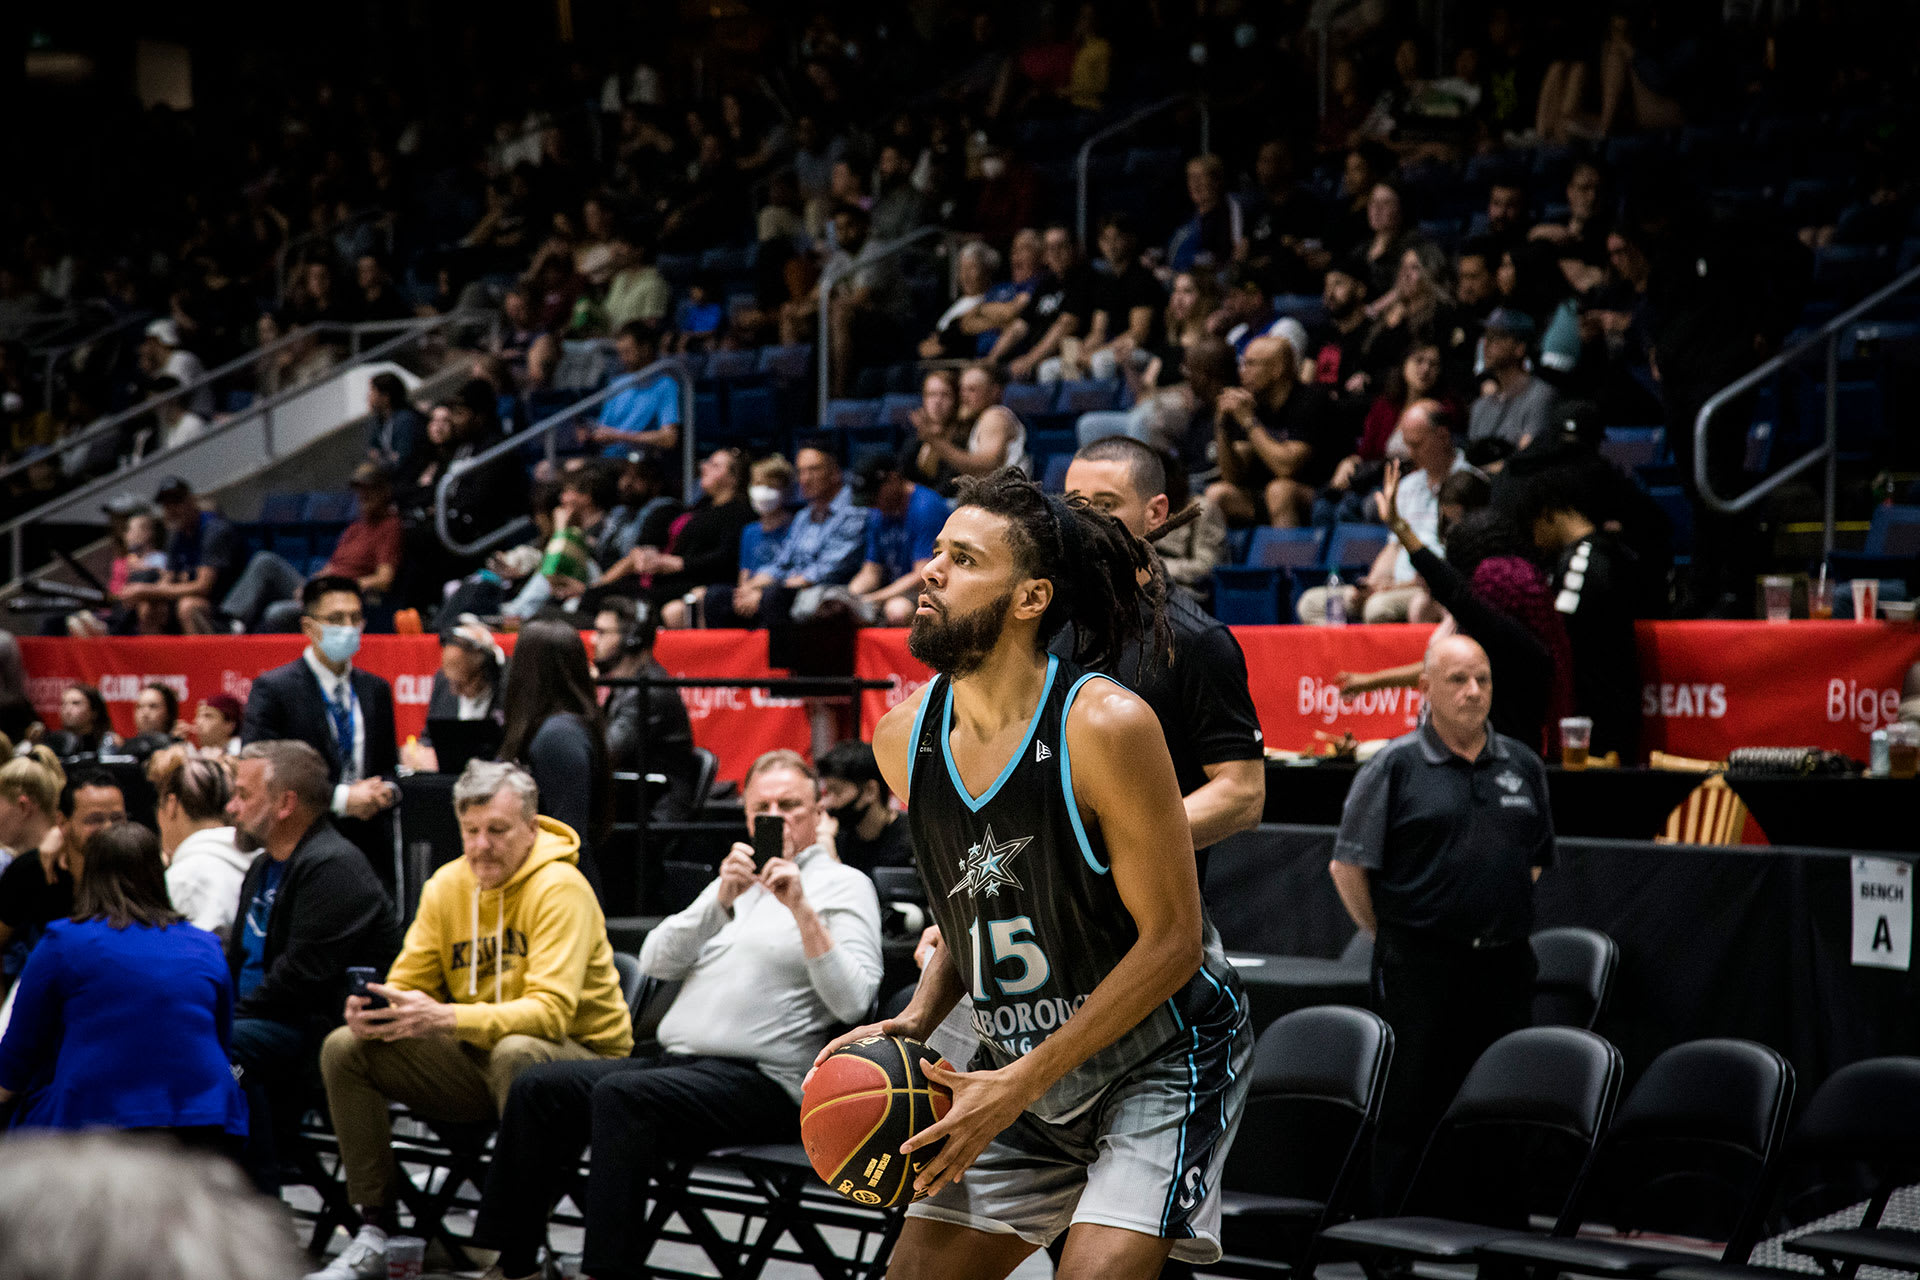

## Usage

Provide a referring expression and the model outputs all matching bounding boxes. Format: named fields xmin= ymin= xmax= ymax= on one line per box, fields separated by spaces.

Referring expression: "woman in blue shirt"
xmin=0 ymin=822 xmax=246 ymax=1152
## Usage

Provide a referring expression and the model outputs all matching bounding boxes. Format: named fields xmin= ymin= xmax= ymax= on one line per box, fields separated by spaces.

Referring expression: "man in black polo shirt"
xmin=1062 ymin=437 xmax=1267 ymax=878
xmin=1329 ymin=634 xmax=1551 ymax=1208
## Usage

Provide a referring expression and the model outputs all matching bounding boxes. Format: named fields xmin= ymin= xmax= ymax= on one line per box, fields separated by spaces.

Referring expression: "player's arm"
xmin=907 ymin=683 xmax=1203 ymax=1194
xmin=809 ymin=687 xmax=965 ymax=1067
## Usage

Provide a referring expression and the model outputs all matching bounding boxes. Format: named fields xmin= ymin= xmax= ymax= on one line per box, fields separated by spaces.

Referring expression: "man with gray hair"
xmin=224 ymin=739 xmax=400 ymax=1197
xmin=309 ymin=758 xmax=633 ymax=1280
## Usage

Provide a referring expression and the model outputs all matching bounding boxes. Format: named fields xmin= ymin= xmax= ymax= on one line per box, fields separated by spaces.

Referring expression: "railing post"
xmin=262 ymin=402 xmax=276 ymax=458
xmin=818 ymin=273 xmax=833 ymax=425
xmin=1824 ymin=333 xmax=1838 ymax=561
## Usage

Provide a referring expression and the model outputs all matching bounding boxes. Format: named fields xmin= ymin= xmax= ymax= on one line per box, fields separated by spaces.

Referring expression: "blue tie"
xmin=328 ymin=681 xmax=356 ymax=780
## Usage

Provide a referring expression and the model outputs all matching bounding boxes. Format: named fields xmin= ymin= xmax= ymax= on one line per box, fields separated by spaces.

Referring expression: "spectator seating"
xmin=1319 ymin=1027 xmax=1623 ymax=1266
xmin=1212 ymin=1006 xmax=1393 ymax=1278
xmin=1826 ymin=503 xmax=1920 ymax=589
xmin=1599 ymin=426 xmax=1668 ymax=473
xmin=1474 ymin=1039 xmax=1795 ymax=1278
xmin=1324 ymin=523 xmax=1392 ymax=575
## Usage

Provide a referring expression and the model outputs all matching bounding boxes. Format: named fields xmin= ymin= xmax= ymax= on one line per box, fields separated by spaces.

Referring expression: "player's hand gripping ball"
xmin=801 ymin=1035 xmax=952 ymax=1206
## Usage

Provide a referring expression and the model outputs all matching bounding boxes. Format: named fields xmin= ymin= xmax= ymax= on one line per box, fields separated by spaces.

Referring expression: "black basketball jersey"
xmin=908 ymin=653 xmax=1245 ymax=1123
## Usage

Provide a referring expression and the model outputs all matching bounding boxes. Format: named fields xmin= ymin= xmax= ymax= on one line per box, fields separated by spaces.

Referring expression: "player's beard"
xmin=908 ymin=588 xmax=1013 ymax=679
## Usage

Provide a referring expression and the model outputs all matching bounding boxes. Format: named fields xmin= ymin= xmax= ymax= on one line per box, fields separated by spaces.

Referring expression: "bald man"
xmin=1329 ymin=635 xmax=1553 ymax=1207
xmin=1204 ymin=333 xmax=1343 ymax=528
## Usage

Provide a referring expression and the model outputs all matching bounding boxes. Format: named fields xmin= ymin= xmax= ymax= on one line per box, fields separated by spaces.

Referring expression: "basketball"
xmin=801 ymin=1035 xmax=953 ymax=1207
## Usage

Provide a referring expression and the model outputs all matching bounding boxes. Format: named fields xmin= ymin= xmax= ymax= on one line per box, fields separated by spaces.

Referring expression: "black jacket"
xmin=225 ymin=817 xmax=402 ymax=1037
xmin=604 ymin=658 xmax=698 ymax=820
xmin=241 ymin=656 xmax=399 ymax=873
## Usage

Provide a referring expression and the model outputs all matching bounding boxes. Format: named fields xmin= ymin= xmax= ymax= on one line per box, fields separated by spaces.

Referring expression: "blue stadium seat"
xmin=259 ymin=493 xmax=306 ymax=526
xmin=1123 ymin=147 xmax=1184 ymax=179
xmin=1648 ymin=486 xmax=1693 ymax=562
xmin=271 ymin=531 xmax=311 ymax=561
xmin=303 ymin=492 xmax=355 ymax=523
xmin=1812 ymin=245 xmax=1884 ymax=298
xmin=1056 ymin=379 xmax=1121 ymax=415
xmin=222 ymin=390 xmax=256 ymax=415
xmin=693 ymin=389 xmax=722 ymax=438
xmin=756 ymin=344 xmax=814 ymax=382
xmin=1271 ymin=295 xmax=1329 ymax=330
xmin=879 ymin=394 xmax=921 ymax=428
xmin=702 ymin=348 xmax=759 ymax=381
xmin=1325 ymin=523 xmax=1391 ymax=572
xmin=1794 ymin=379 xmax=1885 ymax=458
xmin=1225 ymin=527 xmax=1254 ymax=566
xmin=1210 ymin=568 xmax=1285 ymax=626
xmin=724 ymin=385 xmax=777 ymax=441
xmin=1002 ymin=382 xmax=1057 ymax=419
xmin=1246 ymin=527 xmax=1325 ymax=570
xmin=1040 ymin=454 xmax=1071 ymax=493
xmin=1599 ymin=426 xmax=1667 ymax=473
xmin=1828 ymin=504 xmax=1920 ymax=586
xmin=825 ymin=399 xmax=881 ymax=430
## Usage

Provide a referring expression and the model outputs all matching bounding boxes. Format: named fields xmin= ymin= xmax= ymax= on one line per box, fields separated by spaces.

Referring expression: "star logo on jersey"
xmin=949 ymin=826 xmax=1033 ymax=899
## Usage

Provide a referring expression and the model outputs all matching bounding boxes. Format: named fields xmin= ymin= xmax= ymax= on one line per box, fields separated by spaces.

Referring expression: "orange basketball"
xmin=800 ymin=1035 xmax=952 ymax=1206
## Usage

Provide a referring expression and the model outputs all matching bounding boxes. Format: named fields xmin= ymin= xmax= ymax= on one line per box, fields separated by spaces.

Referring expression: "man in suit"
xmin=242 ymin=575 xmax=400 ymax=887
xmin=225 ymin=738 xmax=402 ymax=1193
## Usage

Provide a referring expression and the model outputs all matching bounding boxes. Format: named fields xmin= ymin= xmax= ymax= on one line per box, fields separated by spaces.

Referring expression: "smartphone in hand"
xmin=347 ymin=966 xmax=389 ymax=1010
xmin=752 ymin=814 xmax=785 ymax=870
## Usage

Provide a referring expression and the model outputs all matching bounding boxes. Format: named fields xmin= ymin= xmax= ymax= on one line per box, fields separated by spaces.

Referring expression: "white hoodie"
xmin=165 ymin=826 xmax=254 ymax=941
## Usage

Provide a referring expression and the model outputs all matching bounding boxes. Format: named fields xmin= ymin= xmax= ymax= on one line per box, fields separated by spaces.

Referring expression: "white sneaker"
xmin=303 ymin=1224 xmax=388 ymax=1279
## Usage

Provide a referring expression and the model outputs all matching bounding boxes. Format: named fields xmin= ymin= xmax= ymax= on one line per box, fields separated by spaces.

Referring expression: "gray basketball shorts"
xmin=905 ymin=1016 xmax=1252 ymax=1264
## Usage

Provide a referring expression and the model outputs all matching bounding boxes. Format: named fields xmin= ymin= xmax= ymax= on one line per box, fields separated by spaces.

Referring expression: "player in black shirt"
xmin=817 ymin=471 xmax=1250 ymax=1279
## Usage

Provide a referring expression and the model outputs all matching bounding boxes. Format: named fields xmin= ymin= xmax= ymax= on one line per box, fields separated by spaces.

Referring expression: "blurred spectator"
xmin=1357 ymin=181 xmax=1418 ymax=298
xmin=193 ymin=695 xmax=244 ymax=758
xmin=596 ymin=453 xmax=683 ymax=565
xmin=590 ymin=597 xmax=698 ymax=816
xmin=1005 ymin=226 xmax=1091 ymax=382
xmin=579 ymin=323 xmax=680 ymax=461
xmin=41 ymin=686 xmax=119 ymax=761
xmin=900 ymin=369 xmax=961 ymax=491
xmin=815 ymin=204 xmax=914 ymax=397
xmin=702 ymin=442 xmax=866 ymax=628
xmin=240 ymin=577 xmax=400 ymax=877
xmin=844 ymin=455 xmax=951 ymax=625
xmin=1300 ymin=401 xmax=1480 ymax=624
xmin=1360 ymin=243 xmax=1458 ymax=385
xmin=909 ymin=364 xmax=1028 ymax=496
xmin=664 ymin=279 xmax=725 ymax=353
xmin=131 ymin=477 xmax=237 ymax=635
xmin=402 ymin=616 xmax=507 ymax=774
xmin=0 ymin=1130 xmax=303 ymax=1280
xmin=1207 ymin=333 xmax=1345 ymax=527
xmin=1 ymin=769 xmax=121 ymax=1002
xmin=147 ymin=376 xmax=209 ymax=454
xmin=1517 ymin=464 xmax=1645 ymax=761
xmin=918 ymin=241 xmax=1001 ymax=360
xmin=1481 ymin=180 xmax=1531 ymax=259
xmin=351 ymin=255 xmax=410 ymax=323
xmin=1169 ymin=155 xmax=1246 ymax=273
xmin=602 ymin=237 xmax=671 ymax=333
xmin=365 ymin=372 xmax=422 ymax=470
xmin=0 ymin=750 xmax=63 ymax=893
xmin=0 ymin=822 xmax=247 ymax=1148
xmin=817 ymin=740 xmax=912 ymax=873
xmin=124 ymin=681 xmax=185 ymax=760
xmin=1309 ymin=262 xmax=1375 ymax=398
xmin=503 ymin=463 xmax=624 ymax=619
xmin=1075 ymin=285 xmax=1227 ymax=452
xmin=1046 ymin=214 xmax=1164 ymax=383
xmin=496 ymin=620 xmax=615 ymax=900
xmin=965 ymin=227 xmax=1046 ymax=360
xmin=619 ymin=447 xmax=753 ymax=606
xmin=223 ymin=739 xmax=400 ymax=1194
xmin=224 ymin=461 xmax=402 ymax=633
xmin=1468 ymin=308 xmax=1560 ymax=450
xmin=67 ymin=510 xmax=169 ymax=637
xmin=147 ymin=747 xmax=246 ymax=940
xmin=139 ymin=320 xmax=213 ymax=418
xmin=869 ymin=142 xmax=928 ymax=242
xmin=1530 ymin=161 xmax=1610 ymax=276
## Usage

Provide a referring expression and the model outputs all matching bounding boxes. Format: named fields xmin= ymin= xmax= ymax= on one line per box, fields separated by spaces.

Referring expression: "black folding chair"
xmin=1532 ymin=927 xmax=1620 ymax=1030
xmin=1475 ymin=1038 xmax=1795 ymax=1277
xmin=1211 ymin=1005 xmax=1394 ymax=1278
xmin=1655 ymin=1056 xmax=1920 ymax=1280
xmin=1317 ymin=1025 xmax=1624 ymax=1276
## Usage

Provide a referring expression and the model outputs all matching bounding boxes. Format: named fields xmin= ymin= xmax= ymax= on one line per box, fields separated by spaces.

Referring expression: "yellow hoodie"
xmin=386 ymin=816 xmax=633 ymax=1057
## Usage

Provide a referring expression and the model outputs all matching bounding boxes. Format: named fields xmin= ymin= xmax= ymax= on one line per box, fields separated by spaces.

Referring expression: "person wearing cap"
xmin=140 ymin=319 xmax=214 ymax=418
xmin=222 ymin=464 xmax=403 ymax=633
xmin=402 ymin=618 xmax=506 ymax=773
xmin=1467 ymin=308 xmax=1560 ymax=452
xmin=1309 ymin=261 xmax=1374 ymax=398
xmin=842 ymin=456 xmax=950 ymax=625
xmin=115 ymin=478 xmax=236 ymax=635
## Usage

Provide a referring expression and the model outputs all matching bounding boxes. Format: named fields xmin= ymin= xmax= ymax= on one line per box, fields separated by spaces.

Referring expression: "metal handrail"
xmin=1693 ymin=261 xmax=1920 ymax=559
xmin=815 ymin=225 xmax=949 ymax=424
xmin=1075 ymin=94 xmax=1211 ymax=248
xmin=1 ymin=311 xmax=490 ymax=584
xmin=433 ymin=356 xmax=696 ymax=558
xmin=0 ymin=316 xmax=448 ymax=491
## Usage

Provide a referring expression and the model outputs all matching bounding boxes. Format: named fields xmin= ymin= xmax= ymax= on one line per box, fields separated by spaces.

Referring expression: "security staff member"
xmin=1329 ymin=634 xmax=1552 ymax=1208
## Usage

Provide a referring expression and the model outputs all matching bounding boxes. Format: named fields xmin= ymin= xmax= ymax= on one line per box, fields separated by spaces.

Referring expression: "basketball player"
xmin=817 ymin=471 xmax=1251 ymax=1280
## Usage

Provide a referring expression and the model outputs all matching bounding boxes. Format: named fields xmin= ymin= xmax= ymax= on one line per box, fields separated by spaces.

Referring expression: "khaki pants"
xmin=319 ymin=1027 xmax=602 ymax=1208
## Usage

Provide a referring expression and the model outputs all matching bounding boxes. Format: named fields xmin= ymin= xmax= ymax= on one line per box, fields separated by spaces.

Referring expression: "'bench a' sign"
xmin=1851 ymin=857 xmax=1911 ymax=971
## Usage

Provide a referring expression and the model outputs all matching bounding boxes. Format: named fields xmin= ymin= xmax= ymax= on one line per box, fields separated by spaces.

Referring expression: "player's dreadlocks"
xmin=951 ymin=469 xmax=1170 ymax=681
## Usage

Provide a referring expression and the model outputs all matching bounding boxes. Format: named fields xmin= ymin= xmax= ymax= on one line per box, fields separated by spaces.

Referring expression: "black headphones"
xmin=620 ymin=600 xmax=658 ymax=657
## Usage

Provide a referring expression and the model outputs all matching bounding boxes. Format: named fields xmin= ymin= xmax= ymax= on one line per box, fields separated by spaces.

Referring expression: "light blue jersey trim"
xmin=1058 ymin=670 xmax=1121 ymax=875
xmin=940 ymin=654 xmax=1059 ymax=813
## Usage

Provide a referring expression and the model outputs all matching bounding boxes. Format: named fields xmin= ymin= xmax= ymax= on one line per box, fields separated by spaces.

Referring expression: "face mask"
xmin=830 ymin=800 xmax=865 ymax=831
xmin=749 ymin=485 xmax=784 ymax=516
xmin=318 ymin=624 xmax=362 ymax=664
